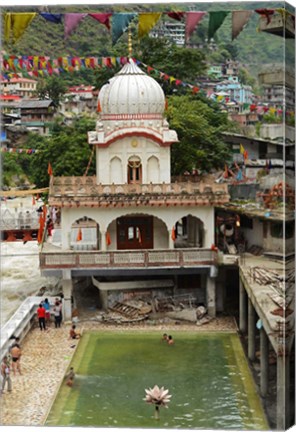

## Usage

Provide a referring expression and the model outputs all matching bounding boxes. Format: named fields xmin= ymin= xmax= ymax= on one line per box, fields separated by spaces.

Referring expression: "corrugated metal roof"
xmin=20 ymin=99 xmax=53 ymax=109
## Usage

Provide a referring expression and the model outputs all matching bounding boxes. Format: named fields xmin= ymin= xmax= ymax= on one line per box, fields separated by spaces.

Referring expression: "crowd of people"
xmin=36 ymin=298 xmax=63 ymax=331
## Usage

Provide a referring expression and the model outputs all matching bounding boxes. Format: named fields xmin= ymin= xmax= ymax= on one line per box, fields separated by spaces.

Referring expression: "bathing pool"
xmin=46 ymin=331 xmax=268 ymax=429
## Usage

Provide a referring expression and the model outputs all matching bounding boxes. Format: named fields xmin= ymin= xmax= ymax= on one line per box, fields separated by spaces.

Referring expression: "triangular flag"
xmin=76 ymin=228 xmax=82 ymax=242
xmin=47 ymin=162 xmax=53 ymax=176
xmin=89 ymin=13 xmax=112 ymax=30
xmin=138 ymin=13 xmax=162 ymax=39
xmin=185 ymin=12 xmax=206 ymax=42
xmin=232 ymin=10 xmax=253 ymax=40
xmin=208 ymin=11 xmax=229 ymax=40
xmin=5 ymin=13 xmax=37 ymax=42
xmin=64 ymin=13 xmax=87 ymax=38
xmin=97 ymin=99 xmax=102 ymax=112
xmin=167 ymin=12 xmax=184 ymax=21
xmin=106 ymin=231 xmax=111 ymax=246
xmin=240 ymin=144 xmax=245 ymax=154
xmin=112 ymin=13 xmax=136 ymax=45
xmin=40 ymin=13 xmax=62 ymax=24
xmin=171 ymin=227 xmax=176 ymax=241
xmin=32 ymin=196 xmax=36 ymax=206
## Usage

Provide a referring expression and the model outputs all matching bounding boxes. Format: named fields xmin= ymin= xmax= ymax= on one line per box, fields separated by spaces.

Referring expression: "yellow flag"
xmin=9 ymin=13 xmax=37 ymax=42
xmin=240 ymin=144 xmax=245 ymax=154
xmin=4 ymin=13 xmax=12 ymax=41
xmin=138 ymin=13 xmax=162 ymax=39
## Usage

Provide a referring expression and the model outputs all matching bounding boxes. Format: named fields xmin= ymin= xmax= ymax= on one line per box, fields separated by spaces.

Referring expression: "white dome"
xmin=99 ymin=59 xmax=165 ymax=116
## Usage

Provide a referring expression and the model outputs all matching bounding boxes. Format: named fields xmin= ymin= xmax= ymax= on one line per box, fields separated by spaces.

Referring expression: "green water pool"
xmin=46 ymin=331 xmax=268 ymax=429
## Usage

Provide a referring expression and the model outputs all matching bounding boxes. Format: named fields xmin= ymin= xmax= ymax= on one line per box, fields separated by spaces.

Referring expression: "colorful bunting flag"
xmin=232 ymin=10 xmax=253 ymax=40
xmin=255 ymin=8 xmax=275 ymax=24
xmin=208 ymin=11 xmax=229 ymax=40
xmin=111 ymin=13 xmax=136 ymax=45
xmin=185 ymin=12 xmax=206 ymax=42
xmin=64 ymin=13 xmax=87 ymax=39
xmin=89 ymin=13 xmax=112 ymax=30
xmin=40 ymin=13 xmax=62 ymax=24
xmin=240 ymin=144 xmax=245 ymax=154
xmin=166 ymin=12 xmax=184 ymax=21
xmin=5 ymin=13 xmax=37 ymax=43
xmin=138 ymin=13 xmax=162 ymax=39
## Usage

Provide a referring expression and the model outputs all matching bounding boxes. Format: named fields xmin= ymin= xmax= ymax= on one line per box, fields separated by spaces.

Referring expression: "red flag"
xmin=47 ymin=162 xmax=53 ymax=176
xmin=106 ymin=231 xmax=111 ymax=246
xmin=171 ymin=227 xmax=176 ymax=241
xmin=32 ymin=196 xmax=36 ymax=206
xmin=97 ymin=99 xmax=102 ymax=112
xmin=76 ymin=228 xmax=82 ymax=242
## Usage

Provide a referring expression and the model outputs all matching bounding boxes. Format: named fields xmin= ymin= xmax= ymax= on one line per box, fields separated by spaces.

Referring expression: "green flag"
xmin=208 ymin=11 xmax=229 ymax=40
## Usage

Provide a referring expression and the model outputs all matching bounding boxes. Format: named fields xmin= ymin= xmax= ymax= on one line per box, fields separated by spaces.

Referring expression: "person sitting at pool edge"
xmin=65 ymin=367 xmax=75 ymax=387
xmin=69 ymin=324 xmax=81 ymax=340
xmin=167 ymin=335 xmax=174 ymax=345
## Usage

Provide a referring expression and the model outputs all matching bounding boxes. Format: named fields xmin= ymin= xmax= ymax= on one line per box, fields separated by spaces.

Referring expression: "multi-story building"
xmin=149 ymin=21 xmax=185 ymax=46
xmin=215 ymin=76 xmax=254 ymax=104
xmin=1 ymin=77 xmax=37 ymax=98
xmin=20 ymin=99 xmax=55 ymax=135
xmin=60 ymin=85 xmax=97 ymax=117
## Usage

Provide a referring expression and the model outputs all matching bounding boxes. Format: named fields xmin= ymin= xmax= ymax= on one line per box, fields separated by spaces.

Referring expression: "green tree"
xmin=35 ymin=76 xmax=67 ymax=108
xmin=167 ymin=95 xmax=235 ymax=174
xmin=25 ymin=117 xmax=96 ymax=188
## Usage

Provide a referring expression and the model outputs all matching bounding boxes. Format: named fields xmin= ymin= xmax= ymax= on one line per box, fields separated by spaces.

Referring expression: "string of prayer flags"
xmin=166 ymin=12 xmax=184 ymax=21
xmin=64 ymin=13 xmax=87 ymax=39
xmin=232 ymin=10 xmax=253 ymax=40
xmin=185 ymin=12 xmax=206 ymax=42
xmin=111 ymin=13 xmax=136 ymax=45
xmin=5 ymin=13 xmax=37 ymax=43
xmin=138 ymin=13 xmax=162 ymax=39
xmin=40 ymin=13 xmax=62 ymax=24
xmin=1 ymin=147 xmax=40 ymax=154
xmin=89 ymin=13 xmax=112 ymax=30
xmin=208 ymin=11 xmax=230 ymax=40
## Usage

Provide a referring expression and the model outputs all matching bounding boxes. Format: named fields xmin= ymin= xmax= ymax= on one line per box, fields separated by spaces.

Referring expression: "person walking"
xmin=37 ymin=303 xmax=46 ymax=331
xmin=43 ymin=298 xmax=51 ymax=326
xmin=53 ymin=300 xmax=62 ymax=328
xmin=1 ymin=356 xmax=12 ymax=393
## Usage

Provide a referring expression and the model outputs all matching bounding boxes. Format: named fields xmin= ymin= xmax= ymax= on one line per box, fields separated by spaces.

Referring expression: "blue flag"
xmin=40 ymin=13 xmax=62 ymax=24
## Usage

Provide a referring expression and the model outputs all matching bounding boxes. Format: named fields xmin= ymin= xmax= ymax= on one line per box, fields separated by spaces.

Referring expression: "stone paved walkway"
xmin=0 ymin=316 xmax=236 ymax=426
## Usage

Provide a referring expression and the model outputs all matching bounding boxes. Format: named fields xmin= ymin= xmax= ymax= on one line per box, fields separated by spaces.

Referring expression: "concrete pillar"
xmin=168 ymin=230 xmax=175 ymax=249
xmin=260 ymin=326 xmax=269 ymax=397
xmin=239 ymin=279 xmax=247 ymax=334
xmin=248 ymin=298 xmax=256 ymax=361
xmin=100 ymin=290 xmax=108 ymax=311
xmin=101 ymin=230 xmax=107 ymax=251
xmin=206 ymin=275 xmax=216 ymax=317
xmin=62 ymin=269 xmax=73 ymax=321
xmin=277 ymin=354 xmax=290 ymax=430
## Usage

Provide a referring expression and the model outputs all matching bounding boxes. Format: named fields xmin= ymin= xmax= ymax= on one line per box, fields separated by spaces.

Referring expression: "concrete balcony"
xmin=39 ymin=247 xmax=218 ymax=276
xmin=258 ymin=12 xmax=295 ymax=39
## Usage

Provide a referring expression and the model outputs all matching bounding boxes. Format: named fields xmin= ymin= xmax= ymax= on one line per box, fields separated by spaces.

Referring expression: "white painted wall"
xmin=96 ymin=137 xmax=171 ymax=184
xmin=241 ymin=218 xmax=264 ymax=249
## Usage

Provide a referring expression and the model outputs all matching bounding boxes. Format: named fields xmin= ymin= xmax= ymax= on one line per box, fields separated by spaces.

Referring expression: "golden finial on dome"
xmin=128 ymin=26 xmax=132 ymax=58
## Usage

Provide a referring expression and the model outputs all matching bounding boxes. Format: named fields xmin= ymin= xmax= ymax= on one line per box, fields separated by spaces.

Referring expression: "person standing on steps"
xmin=37 ymin=303 xmax=46 ymax=331
xmin=1 ymin=356 xmax=12 ymax=393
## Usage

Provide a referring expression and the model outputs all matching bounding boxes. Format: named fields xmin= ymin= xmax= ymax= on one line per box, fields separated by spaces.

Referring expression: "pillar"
xmin=168 ymin=230 xmax=175 ymax=249
xmin=277 ymin=354 xmax=290 ymax=430
xmin=206 ymin=275 xmax=216 ymax=317
xmin=100 ymin=290 xmax=108 ymax=311
xmin=62 ymin=269 xmax=73 ymax=321
xmin=260 ymin=326 xmax=269 ymax=397
xmin=101 ymin=230 xmax=107 ymax=251
xmin=239 ymin=279 xmax=247 ymax=334
xmin=248 ymin=298 xmax=256 ymax=361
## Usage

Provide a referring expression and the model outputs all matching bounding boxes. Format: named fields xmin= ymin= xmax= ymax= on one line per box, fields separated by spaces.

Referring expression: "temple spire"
xmin=128 ymin=26 xmax=132 ymax=58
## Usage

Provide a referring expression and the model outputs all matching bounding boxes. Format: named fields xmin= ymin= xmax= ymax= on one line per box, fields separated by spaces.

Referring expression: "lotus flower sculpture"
xmin=144 ymin=385 xmax=172 ymax=420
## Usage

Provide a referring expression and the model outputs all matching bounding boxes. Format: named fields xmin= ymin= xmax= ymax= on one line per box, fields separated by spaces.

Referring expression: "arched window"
xmin=127 ymin=156 xmax=142 ymax=184
xmin=110 ymin=157 xmax=123 ymax=183
xmin=147 ymin=156 xmax=159 ymax=183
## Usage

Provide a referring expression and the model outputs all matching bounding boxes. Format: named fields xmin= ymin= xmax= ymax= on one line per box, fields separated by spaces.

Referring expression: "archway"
xmin=147 ymin=156 xmax=160 ymax=183
xmin=70 ymin=216 xmax=99 ymax=250
xmin=174 ymin=215 xmax=204 ymax=248
xmin=110 ymin=157 xmax=123 ymax=184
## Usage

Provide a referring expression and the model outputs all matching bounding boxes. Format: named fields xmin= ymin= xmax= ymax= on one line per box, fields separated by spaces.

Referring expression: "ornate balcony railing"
xmin=40 ymin=248 xmax=217 ymax=270
xmin=49 ymin=176 xmax=229 ymax=208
